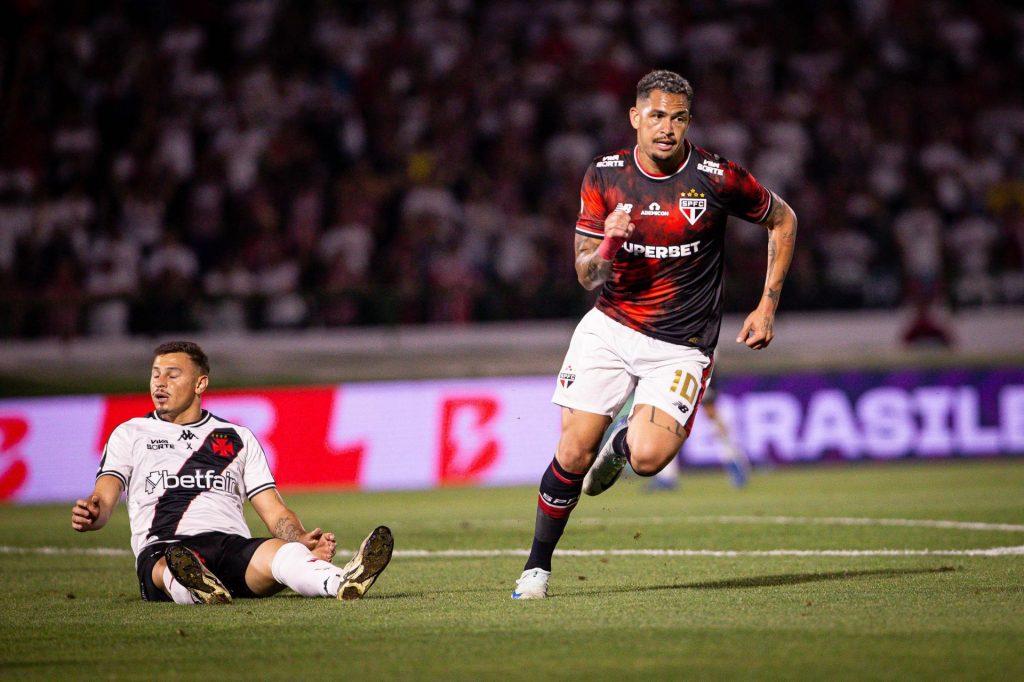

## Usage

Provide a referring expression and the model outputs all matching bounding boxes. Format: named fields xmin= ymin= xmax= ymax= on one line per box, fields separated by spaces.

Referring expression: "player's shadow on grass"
xmin=577 ymin=566 xmax=956 ymax=596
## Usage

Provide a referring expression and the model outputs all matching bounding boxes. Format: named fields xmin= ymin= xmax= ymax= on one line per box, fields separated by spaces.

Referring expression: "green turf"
xmin=2 ymin=460 xmax=1023 ymax=681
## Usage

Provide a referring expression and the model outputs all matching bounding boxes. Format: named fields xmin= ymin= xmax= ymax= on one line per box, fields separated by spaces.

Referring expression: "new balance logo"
xmin=614 ymin=202 xmax=634 ymax=214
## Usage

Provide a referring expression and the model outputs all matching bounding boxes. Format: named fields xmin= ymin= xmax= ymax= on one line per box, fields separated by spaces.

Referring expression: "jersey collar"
xmin=149 ymin=409 xmax=211 ymax=428
xmin=632 ymin=142 xmax=691 ymax=181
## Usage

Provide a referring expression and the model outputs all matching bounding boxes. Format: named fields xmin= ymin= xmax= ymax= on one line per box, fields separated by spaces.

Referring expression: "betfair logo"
xmin=144 ymin=469 xmax=238 ymax=495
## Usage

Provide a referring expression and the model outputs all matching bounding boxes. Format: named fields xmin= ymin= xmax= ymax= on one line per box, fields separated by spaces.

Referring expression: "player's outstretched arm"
xmin=575 ymin=210 xmax=636 ymax=290
xmin=737 ymin=192 xmax=798 ymax=350
xmin=71 ymin=475 xmax=123 ymax=532
xmin=250 ymin=488 xmax=337 ymax=562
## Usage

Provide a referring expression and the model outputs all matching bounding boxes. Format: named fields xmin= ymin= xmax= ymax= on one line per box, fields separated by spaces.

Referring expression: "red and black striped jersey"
xmin=576 ymin=142 xmax=772 ymax=352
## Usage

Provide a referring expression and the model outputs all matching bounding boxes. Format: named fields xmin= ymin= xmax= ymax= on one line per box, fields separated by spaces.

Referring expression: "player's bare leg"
xmin=623 ymin=404 xmax=689 ymax=476
xmin=585 ymin=404 xmax=687 ymax=495
xmin=246 ymin=539 xmax=291 ymax=596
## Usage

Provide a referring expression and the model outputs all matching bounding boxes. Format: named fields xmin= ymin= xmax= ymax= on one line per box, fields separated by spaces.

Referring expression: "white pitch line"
xmin=4 ymin=545 xmax=1024 ymax=559
xmin=6 ymin=516 xmax=1022 ymax=560
xmin=0 ymin=546 xmax=132 ymax=556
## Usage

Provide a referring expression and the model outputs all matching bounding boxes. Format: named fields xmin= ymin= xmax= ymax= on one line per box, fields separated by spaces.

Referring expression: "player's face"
xmin=150 ymin=353 xmax=207 ymax=422
xmin=630 ymin=90 xmax=691 ymax=168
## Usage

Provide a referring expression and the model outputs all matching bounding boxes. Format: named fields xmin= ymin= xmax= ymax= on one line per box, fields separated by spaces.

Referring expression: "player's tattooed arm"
xmin=737 ymin=191 xmax=797 ymax=350
xmin=760 ymin=191 xmax=797 ymax=311
xmin=575 ymin=234 xmax=613 ymax=290
xmin=251 ymin=488 xmax=336 ymax=559
xmin=760 ymin=191 xmax=797 ymax=309
xmin=575 ymin=209 xmax=635 ymax=290
xmin=274 ymin=515 xmax=303 ymax=542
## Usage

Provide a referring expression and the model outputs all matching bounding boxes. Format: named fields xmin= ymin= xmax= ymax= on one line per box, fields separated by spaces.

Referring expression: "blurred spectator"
xmin=84 ymin=225 xmax=140 ymax=337
xmin=1 ymin=0 xmax=1022 ymax=340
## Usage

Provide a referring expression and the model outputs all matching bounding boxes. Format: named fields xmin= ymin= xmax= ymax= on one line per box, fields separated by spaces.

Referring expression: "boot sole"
xmin=339 ymin=526 xmax=394 ymax=601
xmin=165 ymin=544 xmax=232 ymax=605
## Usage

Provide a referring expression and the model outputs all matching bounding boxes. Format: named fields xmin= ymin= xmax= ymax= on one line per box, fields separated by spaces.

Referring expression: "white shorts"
xmin=552 ymin=308 xmax=714 ymax=431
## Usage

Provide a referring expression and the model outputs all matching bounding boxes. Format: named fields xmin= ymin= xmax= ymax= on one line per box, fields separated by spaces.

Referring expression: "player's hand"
xmin=736 ymin=304 xmax=775 ymax=350
xmin=599 ymin=210 xmax=635 ymax=260
xmin=71 ymin=495 xmax=101 ymax=532
xmin=302 ymin=527 xmax=337 ymax=562
xmin=603 ymin=210 xmax=635 ymax=240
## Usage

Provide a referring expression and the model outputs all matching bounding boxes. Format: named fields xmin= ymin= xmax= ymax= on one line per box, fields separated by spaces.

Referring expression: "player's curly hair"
xmin=153 ymin=340 xmax=210 ymax=375
xmin=636 ymin=70 xmax=694 ymax=105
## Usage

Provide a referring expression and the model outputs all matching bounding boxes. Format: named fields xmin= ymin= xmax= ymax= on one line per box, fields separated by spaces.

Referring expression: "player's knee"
xmin=629 ymin=456 xmax=667 ymax=477
xmin=625 ymin=441 xmax=679 ymax=477
xmin=151 ymin=557 xmax=169 ymax=591
xmin=555 ymin=440 xmax=598 ymax=475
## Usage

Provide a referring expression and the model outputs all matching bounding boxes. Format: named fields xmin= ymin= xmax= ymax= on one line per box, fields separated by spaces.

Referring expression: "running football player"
xmin=512 ymin=70 xmax=797 ymax=599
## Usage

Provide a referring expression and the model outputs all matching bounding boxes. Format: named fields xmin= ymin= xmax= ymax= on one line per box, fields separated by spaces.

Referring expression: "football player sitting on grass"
xmin=72 ymin=340 xmax=393 ymax=604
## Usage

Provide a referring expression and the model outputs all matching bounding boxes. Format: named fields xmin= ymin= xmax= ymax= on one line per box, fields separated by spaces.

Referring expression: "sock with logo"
xmin=162 ymin=566 xmax=200 ymax=604
xmin=524 ymin=457 xmax=584 ymax=572
xmin=270 ymin=541 xmax=344 ymax=597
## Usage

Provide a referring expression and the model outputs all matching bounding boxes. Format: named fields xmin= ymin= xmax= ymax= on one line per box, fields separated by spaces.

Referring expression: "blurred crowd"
xmin=1 ymin=0 xmax=1022 ymax=340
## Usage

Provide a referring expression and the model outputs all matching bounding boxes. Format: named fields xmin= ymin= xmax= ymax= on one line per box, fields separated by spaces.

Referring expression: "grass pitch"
xmin=2 ymin=460 xmax=1023 ymax=681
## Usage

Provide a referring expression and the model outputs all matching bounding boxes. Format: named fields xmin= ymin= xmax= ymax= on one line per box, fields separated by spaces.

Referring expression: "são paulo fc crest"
xmin=679 ymin=188 xmax=707 ymax=225
xmin=558 ymin=366 xmax=576 ymax=389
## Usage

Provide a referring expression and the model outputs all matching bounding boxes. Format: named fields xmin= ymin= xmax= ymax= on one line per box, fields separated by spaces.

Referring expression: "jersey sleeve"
xmin=96 ymin=423 xmax=133 ymax=488
xmin=721 ymin=160 xmax=773 ymax=223
xmin=575 ymin=163 xmax=607 ymax=238
xmin=239 ymin=429 xmax=276 ymax=501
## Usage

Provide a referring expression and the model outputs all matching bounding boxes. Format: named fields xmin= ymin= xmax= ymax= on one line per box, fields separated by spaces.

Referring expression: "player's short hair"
xmin=153 ymin=340 xmax=210 ymax=375
xmin=636 ymin=70 xmax=694 ymax=105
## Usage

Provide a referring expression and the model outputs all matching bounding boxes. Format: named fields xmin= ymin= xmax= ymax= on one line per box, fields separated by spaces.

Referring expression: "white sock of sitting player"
xmin=162 ymin=566 xmax=202 ymax=604
xmin=270 ymin=542 xmax=344 ymax=597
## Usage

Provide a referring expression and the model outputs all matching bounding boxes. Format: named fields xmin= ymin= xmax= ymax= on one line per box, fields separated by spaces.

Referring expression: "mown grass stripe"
xmin=5 ymin=545 xmax=1024 ymax=558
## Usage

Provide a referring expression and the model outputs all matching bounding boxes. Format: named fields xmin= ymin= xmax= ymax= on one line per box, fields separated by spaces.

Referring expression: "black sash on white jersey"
xmin=147 ymin=428 xmax=245 ymax=541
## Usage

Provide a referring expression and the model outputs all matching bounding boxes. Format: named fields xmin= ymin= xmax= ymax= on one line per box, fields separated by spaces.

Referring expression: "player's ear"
xmin=195 ymin=374 xmax=209 ymax=396
xmin=629 ymin=106 xmax=640 ymax=130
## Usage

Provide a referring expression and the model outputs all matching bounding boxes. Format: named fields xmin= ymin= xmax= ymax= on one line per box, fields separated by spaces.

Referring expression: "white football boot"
xmin=583 ymin=418 xmax=629 ymax=496
xmin=511 ymin=568 xmax=550 ymax=600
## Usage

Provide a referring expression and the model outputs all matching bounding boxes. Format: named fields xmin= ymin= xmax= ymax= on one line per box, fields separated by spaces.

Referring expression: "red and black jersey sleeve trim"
xmin=575 ymin=225 xmax=606 ymax=239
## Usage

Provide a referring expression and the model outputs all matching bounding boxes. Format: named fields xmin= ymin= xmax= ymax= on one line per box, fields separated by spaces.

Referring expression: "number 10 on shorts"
xmin=671 ymin=370 xmax=698 ymax=403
